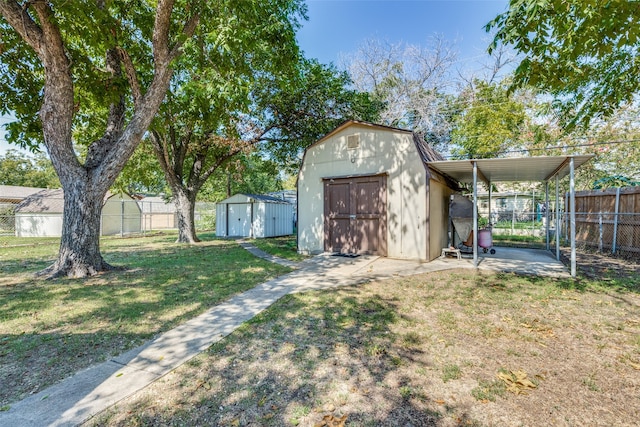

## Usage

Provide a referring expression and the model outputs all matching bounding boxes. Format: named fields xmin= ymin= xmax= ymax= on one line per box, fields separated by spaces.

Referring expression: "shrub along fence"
xmin=566 ymin=186 xmax=640 ymax=260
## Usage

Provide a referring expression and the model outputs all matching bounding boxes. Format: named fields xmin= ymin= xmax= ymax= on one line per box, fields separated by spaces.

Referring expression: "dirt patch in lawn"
xmin=88 ymin=269 xmax=640 ymax=426
xmin=559 ymin=248 xmax=640 ymax=282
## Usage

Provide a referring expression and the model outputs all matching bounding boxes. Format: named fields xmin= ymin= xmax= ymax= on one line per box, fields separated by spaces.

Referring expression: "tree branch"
xmin=116 ymin=47 xmax=142 ymax=107
xmin=0 ymin=0 xmax=44 ymax=53
xmin=86 ymin=47 xmax=126 ymax=169
xmin=152 ymin=0 xmax=174 ymax=67
xmin=150 ymin=129 xmax=180 ymax=189
xmin=169 ymin=11 xmax=200 ymax=61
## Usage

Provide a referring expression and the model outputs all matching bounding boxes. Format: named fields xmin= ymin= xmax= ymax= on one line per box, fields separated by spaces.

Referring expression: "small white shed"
xmin=216 ymin=193 xmax=294 ymax=238
xmin=15 ymin=189 xmax=142 ymax=237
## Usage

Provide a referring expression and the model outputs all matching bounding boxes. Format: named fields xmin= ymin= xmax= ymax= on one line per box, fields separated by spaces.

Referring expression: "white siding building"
xmin=15 ymin=190 xmax=142 ymax=237
xmin=215 ymin=193 xmax=294 ymax=238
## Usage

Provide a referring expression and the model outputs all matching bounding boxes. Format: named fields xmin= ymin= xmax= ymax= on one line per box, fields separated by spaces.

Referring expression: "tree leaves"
xmin=0 ymin=149 xmax=60 ymax=188
xmin=488 ymin=0 xmax=640 ymax=129
xmin=450 ymin=80 xmax=526 ymax=159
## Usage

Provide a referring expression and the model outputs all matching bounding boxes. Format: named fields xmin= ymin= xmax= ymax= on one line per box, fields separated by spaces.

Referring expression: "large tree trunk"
xmin=173 ymin=187 xmax=200 ymax=243
xmin=1 ymin=1 xmax=197 ymax=279
xmin=148 ymin=130 xmax=203 ymax=244
xmin=38 ymin=181 xmax=115 ymax=278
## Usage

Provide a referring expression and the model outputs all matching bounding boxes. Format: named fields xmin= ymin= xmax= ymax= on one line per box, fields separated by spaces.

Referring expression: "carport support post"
xmin=473 ymin=161 xmax=478 ymax=267
xmin=555 ymin=175 xmax=560 ymax=261
xmin=570 ymin=157 xmax=576 ymax=277
xmin=488 ymin=183 xmax=492 ymax=225
xmin=545 ymin=181 xmax=550 ymax=251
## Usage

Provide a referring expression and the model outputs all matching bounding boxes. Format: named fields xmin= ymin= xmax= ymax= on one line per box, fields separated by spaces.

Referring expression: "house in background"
xmin=297 ymin=120 xmax=457 ymax=261
xmin=215 ymin=193 xmax=294 ymax=238
xmin=476 ymin=191 xmax=549 ymax=223
xmin=15 ymin=189 xmax=142 ymax=237
xmin=268 ymin=190 xmax=297 ymax=205
xmin=0 ymin=185 xmax=48 ymax=235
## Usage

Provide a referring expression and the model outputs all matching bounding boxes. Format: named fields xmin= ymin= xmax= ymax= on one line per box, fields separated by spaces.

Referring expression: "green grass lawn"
xmin=492 ymin=234 xmax=546 ymax=249
xmin=0 ymin=232 xmax=291 ymax=406
xmin=249 ymin=235 xmax=307 ymax=262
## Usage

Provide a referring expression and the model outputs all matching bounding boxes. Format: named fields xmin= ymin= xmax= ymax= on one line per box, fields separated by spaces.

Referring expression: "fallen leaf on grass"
xmin=497 ymin=370 xmax=538 ymax=395
xmin=520 ymin=321 xmax=555 ymax=338
xmin=629 ymin=362 xmax=640 ymax=371
xmin=315 ymin=414 xmax=347 ymax=427
xmin=195 ymin=379 xmax=211 ymax=390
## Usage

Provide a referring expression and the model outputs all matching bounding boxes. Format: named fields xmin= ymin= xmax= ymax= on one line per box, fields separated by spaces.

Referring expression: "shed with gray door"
xmin=215 ymin=193 xmax=294 ymax=238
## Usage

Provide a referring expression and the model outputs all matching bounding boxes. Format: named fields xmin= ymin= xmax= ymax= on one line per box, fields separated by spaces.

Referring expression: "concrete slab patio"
xmin=348 ymin=246 xmax=570 ymax=280
xmin=474 ymin=246 xmax=571 ymax=278
xmin=0 ymin=246 xmax=569 ymax=427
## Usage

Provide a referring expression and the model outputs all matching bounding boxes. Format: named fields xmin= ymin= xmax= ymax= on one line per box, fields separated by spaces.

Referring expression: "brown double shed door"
xmin=324 ymin=175 xmax=387 ymax=256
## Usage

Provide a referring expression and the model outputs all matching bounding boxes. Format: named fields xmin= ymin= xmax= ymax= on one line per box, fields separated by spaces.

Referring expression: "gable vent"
xmin=347 ymin=134 xmax=360 ymax=149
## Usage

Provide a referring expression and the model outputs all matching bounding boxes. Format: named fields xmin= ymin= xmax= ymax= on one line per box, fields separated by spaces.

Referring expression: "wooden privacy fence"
xmin=566 ymin=186 xmax=640 ymax=258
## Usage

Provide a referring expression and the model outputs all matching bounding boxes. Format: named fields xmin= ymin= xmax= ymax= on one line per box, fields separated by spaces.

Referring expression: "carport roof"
xmin=428 ymin=155 xmax=593 ymax=186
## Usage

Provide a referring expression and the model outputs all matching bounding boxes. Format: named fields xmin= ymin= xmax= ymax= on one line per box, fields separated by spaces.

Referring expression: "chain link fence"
xmin=570 ymin=212 xmax=640 ymax=261
xmin=2 ymin=189 xmax=638 ymax=266
xmin=483 ymin=208 xmax=640 ymax=262
xmin=0 ymin=198 xmax=216 ymax=247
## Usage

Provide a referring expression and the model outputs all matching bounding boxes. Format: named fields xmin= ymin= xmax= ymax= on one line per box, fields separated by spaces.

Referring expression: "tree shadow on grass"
xmin=0 ymin=238 xmax=291 ymax=406
xmin=90 ymin=287 xmax=472 ymax=426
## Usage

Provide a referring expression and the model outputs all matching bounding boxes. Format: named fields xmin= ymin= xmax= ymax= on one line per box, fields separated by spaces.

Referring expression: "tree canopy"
xmin=450 ymin=80 xmax=526 ymax=159
xmin=146 ymin=55 xmax=380 ymax=242
xmin=0 ymin=149 xmax=59 ymax=188
xmin=0 ymin=0 xmax=306 ymax=277
xmin=343 ymin=37 xmax=456 ymax=149
xmin=487 ymin=0 xmax=640 ymax=128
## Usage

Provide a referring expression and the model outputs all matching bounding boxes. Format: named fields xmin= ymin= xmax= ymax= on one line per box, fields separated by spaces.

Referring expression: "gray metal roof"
xmin=0 ymin=185 xmax=48 ymax=202
xmin=15 ymin=189 xmax=64 ymax=213
xmin=244 ymin=193 xmax=293 ymax=204
xmin=428 ymin=155 xmax=594 ymax=185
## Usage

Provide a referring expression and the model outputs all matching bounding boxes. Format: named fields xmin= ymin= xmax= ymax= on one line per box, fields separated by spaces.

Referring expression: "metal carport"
xmin=428 ymin=155 xmax=593 ymax=277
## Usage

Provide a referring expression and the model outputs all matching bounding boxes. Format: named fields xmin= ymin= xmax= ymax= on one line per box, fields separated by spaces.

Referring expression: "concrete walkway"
xmin=0 ymin=245 xmax=568 ymax=426
xmin=236 ymin=239 xmax=300 ymax=269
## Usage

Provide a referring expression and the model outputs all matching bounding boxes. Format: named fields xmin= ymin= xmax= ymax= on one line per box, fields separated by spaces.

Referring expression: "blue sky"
xmin=1 ymin=0 xmax=508 ymax=155
xmin=296 ymin=0 xmax=509 ymax=67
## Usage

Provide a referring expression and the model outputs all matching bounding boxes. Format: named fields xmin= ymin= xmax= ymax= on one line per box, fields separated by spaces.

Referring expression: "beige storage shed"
xmin=297 ymin=120 xmax=457 ymax=261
